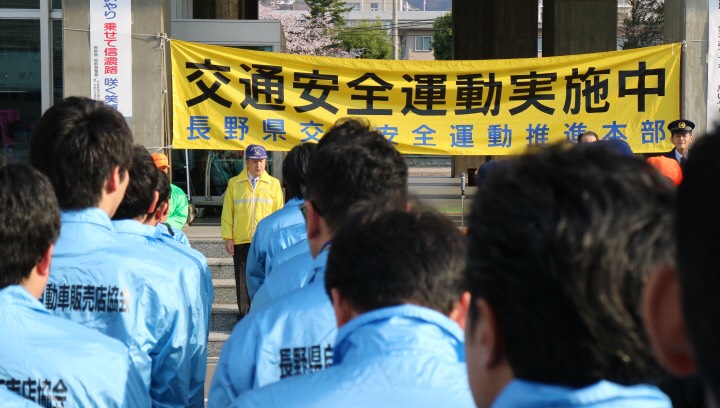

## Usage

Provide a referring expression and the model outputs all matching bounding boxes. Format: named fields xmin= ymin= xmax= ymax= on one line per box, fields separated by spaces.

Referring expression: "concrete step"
xmin=409 ymin=185 xmax=476 ymax=198
xmin=211 ymin=303 xmax=238 ymax=332
xmin=213 ymin=279 xmax=236 ymax=305
xmin=408 ymin=176 xmax=458 ymax=185
xmin=208 ymin=257 xmax=234 ymax=280
xmin=192 ymin=238 xmax=227 ymax=259
xmin=209 ymin=330 xmax=231 ymax=359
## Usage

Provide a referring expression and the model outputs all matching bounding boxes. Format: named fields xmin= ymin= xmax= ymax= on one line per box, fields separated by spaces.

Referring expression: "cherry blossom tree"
xmin=260 ymin=3 xmax=362 ymax=58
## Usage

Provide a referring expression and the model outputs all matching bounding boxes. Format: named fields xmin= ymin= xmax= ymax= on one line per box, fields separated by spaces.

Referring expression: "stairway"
xmin=408 ymin=177 xmax=476 ymax=227
xmin=190 ymin=238 xmax=237 ymax=363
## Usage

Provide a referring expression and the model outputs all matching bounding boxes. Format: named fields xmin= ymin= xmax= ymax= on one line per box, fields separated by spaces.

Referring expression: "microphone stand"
xmin=460 ymin=172 xmax=466 ymax=229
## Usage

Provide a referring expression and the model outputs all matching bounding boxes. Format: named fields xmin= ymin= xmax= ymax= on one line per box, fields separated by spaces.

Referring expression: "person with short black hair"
xmin=112 ymin=146 xmax=213 ymax=406
xmin=235 ymin=206 xmax=474 ymax=407
xmin=464 ymin=144 xmax=673 ymax=407
xmin=246 ymin=143 xmax=316 ymax=301
xmin=577 ymin=130 xmax=598 ymax=143
xmin=28 ymin=96 xmax=194 ymax=407
xmin=644 ymin=127 xmax=720 ymax=408
xmin=208 ymin=119 xmax=409 ymax=406
xmin=0 ymin=163 xmax=150 ymax=406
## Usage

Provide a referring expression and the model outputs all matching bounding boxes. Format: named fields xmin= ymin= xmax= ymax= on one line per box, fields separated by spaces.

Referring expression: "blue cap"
xmin=245 ymin=144 xmax=268 ymax=160
xmin=601 ymin=139 xmax=634 ymax=157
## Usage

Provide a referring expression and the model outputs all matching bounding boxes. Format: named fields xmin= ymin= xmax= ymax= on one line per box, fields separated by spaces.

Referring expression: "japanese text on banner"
xmin=171 ymin=40 xmax=681 ymax=155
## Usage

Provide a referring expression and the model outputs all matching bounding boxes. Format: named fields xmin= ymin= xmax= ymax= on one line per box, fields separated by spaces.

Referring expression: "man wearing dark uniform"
xmin=663 ymin=119 xmax=695 ymax=170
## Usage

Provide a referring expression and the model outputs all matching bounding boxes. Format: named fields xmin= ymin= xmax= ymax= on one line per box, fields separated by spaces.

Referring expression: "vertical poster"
xmin=708 ymin=0 xmax=720 ymax=132
xmin=90 ymin=0 xmax=133 ymax=117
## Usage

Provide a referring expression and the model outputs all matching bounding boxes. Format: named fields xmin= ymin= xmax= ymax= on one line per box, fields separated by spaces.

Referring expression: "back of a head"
xmin=466 ymin=143 xmax=673 ymax=386
xmin=306 ymin=119 xmax=408 ymax=231
xmin=647 ymin=156 xmax=682 ymax=186
xmin=282 ymin=143 xmax=316 ymax=200
xmin=113 ymin=146 xmax=159 ymax=220
xmin=577 ymin=131 xmax=598 ymax=144
xmin=677 ymin=128 xmax=720 ymax=399
xmin=156 ymin=170 xmax=171 ymax=206
xmin=326 ymin=203 xmax=465 ymax=315
xmin=0 ymin=164 xmax=61 ymax=289
xmin=598 ymin=139 xmax=635 ymax=157
xmin=29 ymin=97 xmax=133 ymax=210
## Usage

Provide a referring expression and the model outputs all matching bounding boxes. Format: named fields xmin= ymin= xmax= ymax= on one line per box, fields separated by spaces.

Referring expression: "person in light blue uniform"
xmin=246 ymin=143 xmax=315 ymax=299
xmin=29 ymin=97 xmax=194 ymax=407
xmin=0 ymin=163 xmax=150 ymax=407
xmin=151 ymin=171 xmax=214 ymax=308
xmin=490 ymin=381 xmax=671 ymax=407
xmin=235 ymin=207 xmax=474 ymax=408
xmin=0 ymin=386 xmax=42 ymax=408
xmin=208 ymin=119 xmax=409 ymax=407
xmin=250 ymin=236 xmax=313 ymax=310
xmin=265 ymin=231 xmax=311 ymax=277
xmin=157 ymin=222 xmax=191 ymax=246
xmin=643 ymin=130 xmax=720 ymax=407
xmin=112 ymin=146 xmax=212 ymax=408
xmin=463 ymin=144 xmax=673 ymax=408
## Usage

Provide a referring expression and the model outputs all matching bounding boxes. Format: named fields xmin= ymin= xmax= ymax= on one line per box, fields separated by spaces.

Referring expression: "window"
xmin=0 ymin=19 xmax=40 ymax=164
xmin=2 ymin=0 xmax=40 ymax=8
xmin=370 ymin=2 xmax=378 ymax=11
xmin=414 ymin=36 xmax=432 ymax=52
xmin=349 ymin=2 xmax=361 ymax=11
xmin=0 ymin=3 xmax=63 ymax=163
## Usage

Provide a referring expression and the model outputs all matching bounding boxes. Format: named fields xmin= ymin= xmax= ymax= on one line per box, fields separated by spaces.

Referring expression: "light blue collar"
xmin=0 ymin=285 xmax=48 ymax=314
xmin=285 ymin=198 xmax=304 ymax=207
xmin=112 ymin=219 xmax=158 ymax=239
xmin=334 ymin=304 xmax=465 ymax=365
xmin=307 ymin=245 xmax=330 ymax=285
xmin=492 ymin=379 xmax=671 ymax=407
xmin=61 ymin=208 xmax=113 ymax=231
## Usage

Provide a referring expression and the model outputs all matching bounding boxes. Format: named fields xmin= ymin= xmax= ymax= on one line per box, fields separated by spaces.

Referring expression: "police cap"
xmin=667 ymin=119 xmax=695 ymax=134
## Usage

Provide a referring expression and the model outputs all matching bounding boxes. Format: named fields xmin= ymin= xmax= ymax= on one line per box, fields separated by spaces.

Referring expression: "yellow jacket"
xmin=221 ymin=170 xmax=284 ymax=244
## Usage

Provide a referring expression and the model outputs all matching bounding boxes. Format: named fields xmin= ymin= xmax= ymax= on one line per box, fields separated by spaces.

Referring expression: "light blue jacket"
xmin=154 ymin=223 xmax=214 ymax=310
xmin=250 ymin=241 xmax=314 ymax=310
xmin=264 ymin=223 xmax=308 ymax=276
xmin=0 ymin=285 xmax=150 ymax=407
xmin=0 ymin=386 xmax=42 ymax=407
xmin=208 ymin=248 xmax=333 ymax=407
xmin=156 ymin=222 xmax=191 ymax=247
xmin=46 ymin=209 xmax=192 ymax=407
xmin=233 ymin=305 xmax=475 ymax=408
xmin=114 ymin=219 xmax=212 ymax=408
xmin=491 ymin=379 xmax=671 ymax=407
xmin=246 ymin=198 xmax=306 ymax=299
xmin=266 ymin=235 xmax=311 ymax=276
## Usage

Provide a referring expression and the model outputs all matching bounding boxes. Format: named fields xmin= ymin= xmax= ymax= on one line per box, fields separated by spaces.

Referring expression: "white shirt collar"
xmin=674 ymin=149 xmax=686 ymax=162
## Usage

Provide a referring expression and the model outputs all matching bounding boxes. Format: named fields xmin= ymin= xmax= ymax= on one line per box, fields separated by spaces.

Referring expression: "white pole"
xmin=184 ymin=149 xmax=192 ymax=201
xmin=392 ymin=0 xmax=399 ymax=60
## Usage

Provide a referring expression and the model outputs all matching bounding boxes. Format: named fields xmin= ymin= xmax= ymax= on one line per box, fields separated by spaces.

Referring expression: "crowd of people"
xmin=1 ymin=95 xmax=720 ymax=408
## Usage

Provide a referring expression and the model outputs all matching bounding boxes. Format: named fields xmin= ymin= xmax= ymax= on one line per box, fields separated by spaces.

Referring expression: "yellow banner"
xmin=171 ymin=39 xmax=681 ymax=155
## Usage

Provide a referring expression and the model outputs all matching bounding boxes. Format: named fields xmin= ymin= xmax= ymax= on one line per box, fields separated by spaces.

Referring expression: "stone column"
xmin=216 ymin=0 xmax=239 ymax=18
xmin=665 ymin=0 xmax=709 ymax=137
xmin=452 ymin=0 xmax=538 ymax=177
xmin=542 ymin=0 xmax=617 ymax=56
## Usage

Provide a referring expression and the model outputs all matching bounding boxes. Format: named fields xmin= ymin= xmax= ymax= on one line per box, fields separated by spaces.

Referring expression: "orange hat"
xmin=151 ymin=153 xmax=169 ymax=169
xmin=646 ymin=156 xmax=682 ymax=186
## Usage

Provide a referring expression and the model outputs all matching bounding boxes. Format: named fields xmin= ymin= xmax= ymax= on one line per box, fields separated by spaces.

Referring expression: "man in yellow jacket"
xmin=222 ymin=144 xmax=283 ymax=318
